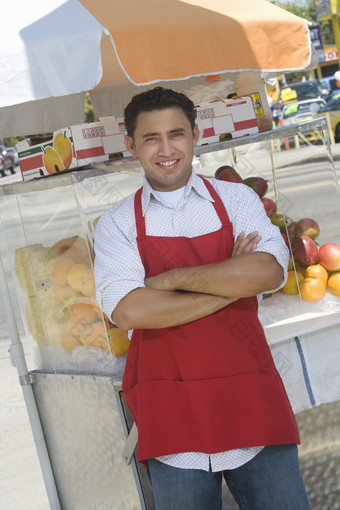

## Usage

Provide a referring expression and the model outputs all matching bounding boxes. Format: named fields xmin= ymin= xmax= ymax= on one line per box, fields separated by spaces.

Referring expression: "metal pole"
xmin=0 ymin=250 xmax=62 ymax=510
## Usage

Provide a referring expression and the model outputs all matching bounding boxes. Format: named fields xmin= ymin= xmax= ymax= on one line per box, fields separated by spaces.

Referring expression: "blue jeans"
xmin=147 ymin=444 xmax=310 ymax=510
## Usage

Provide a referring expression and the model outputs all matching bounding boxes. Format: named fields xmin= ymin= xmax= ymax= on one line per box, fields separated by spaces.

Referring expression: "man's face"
xmin=124 ymin=107 xmax=199 ymax=191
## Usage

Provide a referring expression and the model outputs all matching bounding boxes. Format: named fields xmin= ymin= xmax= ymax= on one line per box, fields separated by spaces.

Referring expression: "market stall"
xmin=1 ymin=1 xmax=340 ymax=509
xmin=1 ymin=118 xmax=340 ymax=509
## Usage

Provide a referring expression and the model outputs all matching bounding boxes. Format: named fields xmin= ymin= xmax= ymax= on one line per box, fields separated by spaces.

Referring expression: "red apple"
xmin=293 ymin=236 xmax=319 ymax=267
xmin=294 ymin=218 xmax=320 ymax=241
xmin=318 ymin=243 xmax=340 ymax=272
xmin=214 ymin=166 xmax=243 ymax=183
xmin=243 ymin=177 xmax=268 ymax=198
xmin=261 ymin=197 xmax=277 ymax=215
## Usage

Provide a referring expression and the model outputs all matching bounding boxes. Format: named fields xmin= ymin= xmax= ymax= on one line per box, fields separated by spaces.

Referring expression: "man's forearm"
xmin=145 ymin=252 xmax=283 ymax=298
xmin=112 ymin=287 xmax=234 ymax=330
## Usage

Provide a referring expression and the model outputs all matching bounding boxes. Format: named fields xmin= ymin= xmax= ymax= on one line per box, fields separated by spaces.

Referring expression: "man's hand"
xmin=114 ymin=232 xmax=263 ymax=330
xmin=145 ymin=232 xmax=283 ymax=299
xmin=145 ymin=231 xmax=262 ymax=291
xmin=231 ymin=231 xmax=261 ymax=257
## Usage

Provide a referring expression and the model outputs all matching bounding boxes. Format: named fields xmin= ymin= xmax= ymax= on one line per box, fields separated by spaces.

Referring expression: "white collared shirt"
xmin=94 ymin=169 xmax=289 ymax=471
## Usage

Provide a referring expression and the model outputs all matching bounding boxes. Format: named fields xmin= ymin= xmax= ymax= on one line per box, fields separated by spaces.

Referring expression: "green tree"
xmin=271 ymin=0 xmax=336 ymax=83
xmin=272 ymin=0 xmax=334 ymax=45
xmin=85 ymin=92 xmax=98 ymax=123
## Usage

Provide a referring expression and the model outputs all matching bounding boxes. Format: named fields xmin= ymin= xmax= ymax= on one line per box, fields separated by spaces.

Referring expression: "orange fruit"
xmin=52 ymin=258 xmax=75 ymax=286
xmin=62 ymin=332 xmax=82 ymax=353
xmin=282 ymin=270 xmax=304 ymax=295
xmin=54 ymin=284 xmax=81 ymax=303
xmin=327 ymin=272 xmax=340 ymax=297
xmin=300 ymin=277 xmax=326 ymax=302
xmin=53 ymin=236 xmax=91 ymax=265
xmin=305 ymin=264 xmax=328 ymax=285
xmin=79 ymin=321 xmax=107 ymax=348
xmin=67 ymin=263 xmax=95 ymax=297
xmin=65 ymin=301 xmax=100 ymax=336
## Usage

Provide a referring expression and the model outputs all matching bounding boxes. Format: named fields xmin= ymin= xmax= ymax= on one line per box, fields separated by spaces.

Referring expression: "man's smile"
xmin=157 ymin=160 xmax=179 ymax=168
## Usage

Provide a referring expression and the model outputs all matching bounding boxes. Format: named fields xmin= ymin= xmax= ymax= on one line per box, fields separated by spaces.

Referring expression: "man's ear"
xmin=193 ymin=124 xmax=200 ymax=147
xmin=124 ymin=135 xmax=137 ymax=157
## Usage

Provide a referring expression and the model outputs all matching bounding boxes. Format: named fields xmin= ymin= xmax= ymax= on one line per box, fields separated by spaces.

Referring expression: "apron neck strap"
xmin=199 ymin=176 xmax=230 ymax=225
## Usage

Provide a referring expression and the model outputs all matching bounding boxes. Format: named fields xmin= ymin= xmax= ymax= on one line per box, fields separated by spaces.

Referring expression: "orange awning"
xmin=80 ymin=0 xmax=315 ymax=85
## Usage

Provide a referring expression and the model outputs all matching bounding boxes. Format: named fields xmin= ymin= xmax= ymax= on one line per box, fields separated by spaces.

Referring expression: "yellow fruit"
xmin=43 ymin=146 xmax=65 ymax=174
xmin=53 ymin=132 xmax=73 ymax=169
xmin=300 ymin=277 xmax=326 ymax=302
xmin=67 ymin=263 xmax=95 ymax=297
xmin=305 ymin=264 xmax=328 ymax=286
xmin=107 ymin=328 xmax=130 ymax=356
xmin=327 ymin=272 xmax=340 ymax=297
xmin=51 ymin=258 xmax=75 ymax=286
xmin=282 ymin=270 xmax=304 ymax=295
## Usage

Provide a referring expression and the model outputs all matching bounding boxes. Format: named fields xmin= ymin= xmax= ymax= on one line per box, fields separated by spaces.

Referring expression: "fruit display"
xmin=214 ymin=165 xmax=340 ymax=304
xmin=42 ymin=131 xmax=73 ymax=174
xmin=279 ymin=222 xmax=340 ymax=302
xmin=14 ymin=235 xmax=130 ymax=358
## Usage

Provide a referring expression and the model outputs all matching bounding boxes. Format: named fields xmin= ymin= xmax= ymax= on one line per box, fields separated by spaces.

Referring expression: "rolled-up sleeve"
xmin=94 ymin=210 xmax=145 ymax=322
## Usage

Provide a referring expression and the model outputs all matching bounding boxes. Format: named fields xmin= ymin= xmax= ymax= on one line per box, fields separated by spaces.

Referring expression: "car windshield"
xmin=320 ymin=92 xmax=340 ymax=112
xmin=280 ymin=81 xmax=323 ymax=103
xmin=283 ymin=101 xmax=324 ymax=119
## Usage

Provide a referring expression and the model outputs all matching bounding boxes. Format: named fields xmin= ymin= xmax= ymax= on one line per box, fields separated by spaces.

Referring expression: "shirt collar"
xmin=140 ymin=169 xmax=214 ymax=216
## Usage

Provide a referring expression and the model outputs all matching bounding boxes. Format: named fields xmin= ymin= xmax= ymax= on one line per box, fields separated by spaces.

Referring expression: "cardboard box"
xmin=196 ymin=97 xmax=258 ymax=146
xmin=16 ymin=117 xmax=129 ymax=181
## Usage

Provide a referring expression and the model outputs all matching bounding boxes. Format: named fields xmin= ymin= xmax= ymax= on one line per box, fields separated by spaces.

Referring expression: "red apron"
xmin=122 ymin=177 xmax=299 ymax=464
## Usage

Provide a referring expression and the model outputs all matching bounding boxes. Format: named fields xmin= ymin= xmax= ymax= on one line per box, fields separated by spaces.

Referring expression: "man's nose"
xmin=158 ymin=137 xmax=175 ymax=156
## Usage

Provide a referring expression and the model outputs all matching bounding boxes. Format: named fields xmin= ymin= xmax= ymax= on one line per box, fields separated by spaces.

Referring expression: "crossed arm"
xmin=112 ymin=232 xmax=283 ymax=331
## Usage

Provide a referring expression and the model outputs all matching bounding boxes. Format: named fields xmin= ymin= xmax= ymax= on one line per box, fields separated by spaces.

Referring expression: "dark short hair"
xmin=124 ymin=86 xmax=197 ymax=137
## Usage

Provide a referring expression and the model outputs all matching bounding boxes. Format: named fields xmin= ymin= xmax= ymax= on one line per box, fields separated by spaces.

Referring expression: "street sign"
xmin=309 ymin=24 xmax=325 ymax=62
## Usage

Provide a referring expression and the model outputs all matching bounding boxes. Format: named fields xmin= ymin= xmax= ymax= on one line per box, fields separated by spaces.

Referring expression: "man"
xmin=94 ymin=87 xmax=310 ymax=510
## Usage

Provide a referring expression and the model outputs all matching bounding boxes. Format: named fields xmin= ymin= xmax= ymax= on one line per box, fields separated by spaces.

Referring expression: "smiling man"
xmin=94 ymin=87 xmax=310 ymax=510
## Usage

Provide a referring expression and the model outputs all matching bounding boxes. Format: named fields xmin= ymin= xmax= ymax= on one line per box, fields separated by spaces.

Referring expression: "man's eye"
xmin=145 ymin=137 xmax=156 ymax=142
xmin=172 ymin=132 xmax=183 ymax=138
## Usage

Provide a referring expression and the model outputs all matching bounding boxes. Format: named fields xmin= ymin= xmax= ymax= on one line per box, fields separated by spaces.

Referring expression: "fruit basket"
xmin=0 ymin=162 xmax=144 ymax=375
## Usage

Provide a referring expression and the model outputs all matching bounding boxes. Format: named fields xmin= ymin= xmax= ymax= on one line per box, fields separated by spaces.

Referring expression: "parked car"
xmin=0 ymin=145 xmax=16 ymax=177
xmin=281 ymin=98 xmax=327 ymax=126
xmin=3 ymin=147 xmax=19 ymax=166
xmin=278 ymin=98 xmax=327 ymax=148
xmin=279 ymin=79 xmax=328 ymax=104
xmin=308 ymin=90 xmax=340 ymax=142
xmin=319 ymin=76 xmax=340 ymax=97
